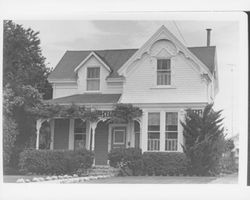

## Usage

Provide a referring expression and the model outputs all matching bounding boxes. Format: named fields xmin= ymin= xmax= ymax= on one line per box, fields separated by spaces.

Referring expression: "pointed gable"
xmin=118 ymin=25 xmax=213 ymax=79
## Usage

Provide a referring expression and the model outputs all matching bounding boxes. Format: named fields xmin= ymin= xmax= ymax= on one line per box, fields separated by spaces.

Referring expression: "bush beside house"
xmin=108 ymin=148 xmax=143 ymax=176
xmin=108 ymin=148 xmax=188 ymax=176
xmin=19 ymin=149 xmax=94 ymax=175
xmin=142 ymin=152 xmax=188 ymax=176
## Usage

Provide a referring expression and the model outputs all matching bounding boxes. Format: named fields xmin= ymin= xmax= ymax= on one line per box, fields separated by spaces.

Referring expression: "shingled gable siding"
xmin=54 ymin=119 xmax=70 ymax=150
xmin=121 ymin=41 xmax=210 ymax=104
xmin=77 ymin=55 xmax=123 ymax=94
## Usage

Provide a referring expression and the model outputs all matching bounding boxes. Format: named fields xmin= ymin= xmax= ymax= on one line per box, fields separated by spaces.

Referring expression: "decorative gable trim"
xmin=118 ymin=25 xmax=213 ymax=80
xmin=74 ymin=51 xmax=111 ymax=73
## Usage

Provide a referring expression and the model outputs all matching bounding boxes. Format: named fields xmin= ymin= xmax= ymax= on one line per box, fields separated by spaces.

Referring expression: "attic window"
xmin=87 ymin=67 xmax=100 ymax=91
xmin=157 ymin=59 xmax=171 ymax=85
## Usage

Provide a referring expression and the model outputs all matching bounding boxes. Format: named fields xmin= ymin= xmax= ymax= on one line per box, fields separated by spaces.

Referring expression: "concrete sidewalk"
xmin=209 ymin=173 xmax=238 ymax=184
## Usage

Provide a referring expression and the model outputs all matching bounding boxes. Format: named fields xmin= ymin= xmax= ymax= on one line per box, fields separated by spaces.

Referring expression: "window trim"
xmin=86 ymin=66 xmax=100 ymax=91
xmin=165 ymin=112 xmax=178 ymax=151
xmin=113 ymin=128 xmax=126 ymax=145
xmin=156 ymin=58 xmax=172 ymax=86
xmin=147 ymin=112 xmax=161 ymax=151
xmin=74 ymin=119 xmax=87 ymax=150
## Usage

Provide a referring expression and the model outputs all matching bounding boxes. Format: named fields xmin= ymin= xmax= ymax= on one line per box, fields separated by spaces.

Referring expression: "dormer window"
xmin=87 ymin=67 xmax=100 ymax=91
xmin=157 ymin=59 xmax=171 ymax=85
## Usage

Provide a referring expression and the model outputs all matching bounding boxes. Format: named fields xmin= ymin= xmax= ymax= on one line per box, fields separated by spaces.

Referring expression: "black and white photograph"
xmin=0 ymin=2 xmax=249 ymax=200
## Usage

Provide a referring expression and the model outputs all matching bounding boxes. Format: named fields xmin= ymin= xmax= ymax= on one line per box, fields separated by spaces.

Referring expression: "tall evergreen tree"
xmin=3 ymin=20 xmax=52 ymax=170
xmin=181 ymin=104 xmax=226 ymax=176
xmin=3 ymin=20 xmax=52 ymax=99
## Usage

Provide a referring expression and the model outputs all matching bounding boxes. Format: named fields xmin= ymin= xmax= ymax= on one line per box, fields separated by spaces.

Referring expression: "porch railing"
xmin=148 ymin=139 xmax=160 ymax=151
xmin=165 ymin=139 xmax=178 ymax=151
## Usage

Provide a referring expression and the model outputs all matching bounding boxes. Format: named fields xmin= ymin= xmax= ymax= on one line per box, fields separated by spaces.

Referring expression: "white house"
xmin=36 ymin=25 xmax=219 ymax=165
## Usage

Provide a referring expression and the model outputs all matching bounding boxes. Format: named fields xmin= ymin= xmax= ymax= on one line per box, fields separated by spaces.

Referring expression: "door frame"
xmin=108 ymin=124 xmax=129 ymax=152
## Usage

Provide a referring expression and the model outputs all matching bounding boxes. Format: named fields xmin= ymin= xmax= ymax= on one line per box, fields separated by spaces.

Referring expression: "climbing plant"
xmin=111 ymin=103 xmax=143 ymax=123
xmin=29 ymin=102 xmax=142 ymax=123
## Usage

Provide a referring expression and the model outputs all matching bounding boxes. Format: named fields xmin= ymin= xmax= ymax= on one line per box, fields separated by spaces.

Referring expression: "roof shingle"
xmin=48 ymin=47 xmax=215 ymax=80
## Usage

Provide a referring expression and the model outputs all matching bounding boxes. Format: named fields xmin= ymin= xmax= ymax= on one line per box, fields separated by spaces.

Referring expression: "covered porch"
xmin=35 ymin=93 xmax=142 ymax=166
xmin=35 ymin=117 xmax=141 ymax=165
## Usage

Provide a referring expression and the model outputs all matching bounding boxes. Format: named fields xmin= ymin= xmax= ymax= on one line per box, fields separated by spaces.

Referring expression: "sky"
xmin=15 ymin=20 xmax=240 ymax=137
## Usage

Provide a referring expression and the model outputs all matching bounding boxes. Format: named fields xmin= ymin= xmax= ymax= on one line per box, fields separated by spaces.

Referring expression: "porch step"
xmin=87 ymin=165 xmax=120 ymax=176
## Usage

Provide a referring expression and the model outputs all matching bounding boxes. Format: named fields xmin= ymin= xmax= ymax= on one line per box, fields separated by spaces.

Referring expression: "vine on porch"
xmin=29 ymin=102 xmax=142 ymax=123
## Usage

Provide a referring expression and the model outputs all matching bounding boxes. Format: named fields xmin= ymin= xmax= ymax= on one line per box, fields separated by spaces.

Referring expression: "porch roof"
xmin=47 ymin=93 xmax=122 ymax=104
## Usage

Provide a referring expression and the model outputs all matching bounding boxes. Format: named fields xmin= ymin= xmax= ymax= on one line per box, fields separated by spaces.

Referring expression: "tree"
xmin=3 ymin=85 xmax=18 ymax=169
xmin=3 ymin=20 xmax=52 ymax=99
xmin=3 ymin=20 xmax=52 ymax=170
xmin=181 ymin=104 xmax=226 ymax=176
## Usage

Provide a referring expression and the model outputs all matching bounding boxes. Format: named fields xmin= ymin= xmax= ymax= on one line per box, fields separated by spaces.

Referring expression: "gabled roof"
xmin=48 ymin=49 xmax=137 ymax=80
xmin=47 ymin=93 xmax=121 ymax=104
xmin=48 ymin=47 xmax=216 ymax=82
xmin=74 ymin=51 xmax=112 ymax=73
xmin=188 ymin=46 xmax=216 ymax=74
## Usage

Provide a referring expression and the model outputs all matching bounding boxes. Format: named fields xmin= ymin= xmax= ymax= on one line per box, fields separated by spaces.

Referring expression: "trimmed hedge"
xmin=19 ymin=149 xmax=94 ymax=175
xmin=108 ymin=148 xmax=188 ymax=176
xmin=142 ymin=152 xmax=188 ymax=176
xmin=108 ymin=148 xmax=143 ymax=176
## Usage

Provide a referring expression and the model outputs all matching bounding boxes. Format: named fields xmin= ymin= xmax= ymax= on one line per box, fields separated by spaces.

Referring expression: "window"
xmin=148 ymin=113 xmax=160 ymax=151
xmin=87 ymin=67 xmax=100 ymax=91
xmin=157 ymin=59 xmax=171 ymax=85
xmin=74 ymin=119 xmax=86 ymax=150
xmin=165 ymin=112 xmax=178 ymax=151
xmin=113 ymin=128 xmax=125 ymax=144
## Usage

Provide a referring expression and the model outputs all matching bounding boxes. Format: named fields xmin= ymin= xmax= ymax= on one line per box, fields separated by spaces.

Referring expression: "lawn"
xmin=3 ymin=173 xmax=238 ymax=184
xmin=3 ymin=175 xmax=47 ymax=183
xmin=80 ymin=176 xmax=217 ymax=184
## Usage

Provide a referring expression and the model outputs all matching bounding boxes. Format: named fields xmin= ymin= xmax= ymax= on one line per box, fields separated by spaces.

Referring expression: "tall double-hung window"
xmin=87 ymin=67 xmax=100 ymax=91
xmin=147 ymin=113 xmax=160 ymax=151
xmin=74 ymin=119 xmax=86 ymax=150
xmin=157 ymin=59 xmax=171 ymax=85
xmin=165 ymin=112 xmax=178 ymax=151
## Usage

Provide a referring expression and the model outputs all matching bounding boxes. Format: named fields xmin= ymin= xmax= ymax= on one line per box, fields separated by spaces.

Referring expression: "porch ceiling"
xmin=46 ymin=93 xmax=121 ymax=104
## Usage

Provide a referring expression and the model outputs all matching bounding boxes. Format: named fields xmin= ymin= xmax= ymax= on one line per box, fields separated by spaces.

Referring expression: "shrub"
xmin=220 ymin=153 xmax=238 ymax=174
xmin=181 ymin=104 xmax=226 ymax=176
xmin=142 ymin=152 xmax=188 ymax=176
xmin=19 ymin=149 xmax=94 ymax=175
xmin=108 ymin=148 xmax=143 ymax=176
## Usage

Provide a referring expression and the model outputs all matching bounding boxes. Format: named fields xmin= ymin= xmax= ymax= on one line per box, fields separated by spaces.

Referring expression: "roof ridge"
xmin=66 ymin=48 xmax=138 ymax=52
xmin=188 ymin=46 xmax=216 ymax=48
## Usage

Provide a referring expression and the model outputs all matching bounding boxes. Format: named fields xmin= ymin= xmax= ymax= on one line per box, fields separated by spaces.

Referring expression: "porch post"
xmin=49 ymin=119 xmax=55 ymax=150
xmin=36 ymin=119 xmax=42 ymax=150
xmin=141 ymin=110 xmax=148 ymax=152
xmin=91 ymin=122 xmax=97 ymax=151
xmin=86 ymin=122 xmax=91 ymax=150
xmin=90 ymin=121 xmax=97 ymax=166
xmin=178 ymin=109 xmax=185 ymax=152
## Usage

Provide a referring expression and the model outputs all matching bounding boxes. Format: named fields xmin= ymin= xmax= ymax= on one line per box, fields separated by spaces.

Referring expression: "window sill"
xmin=150 ymin=85 xmax=176 ymax=89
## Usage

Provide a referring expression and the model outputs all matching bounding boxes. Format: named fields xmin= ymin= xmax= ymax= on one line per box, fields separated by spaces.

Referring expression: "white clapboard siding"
xmin=53 ymin=83 xmax=78 ymax=99
xmin=120 ymin=52 xmax=209 ymax=104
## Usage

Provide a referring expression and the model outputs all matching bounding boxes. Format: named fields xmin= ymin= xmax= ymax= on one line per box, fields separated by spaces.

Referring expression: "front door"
xmin=95 ymin=121 xmax=109 ymax=165
xmin=111 ymin=127 xmax=126 ymax=149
